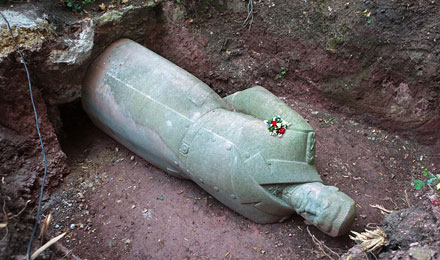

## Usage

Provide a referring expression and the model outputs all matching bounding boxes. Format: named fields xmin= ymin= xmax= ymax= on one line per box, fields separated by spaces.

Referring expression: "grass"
xmin=275 ymin=67 xmax=287 ymax=80
xmin=64 ymin=0 xmax=95 ymax=12
xmin=413 ymin=167 xmax=440 ymax=193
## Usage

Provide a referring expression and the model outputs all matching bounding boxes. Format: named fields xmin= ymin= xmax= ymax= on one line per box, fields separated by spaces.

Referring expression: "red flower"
xmin=279 ymin=128 xmax=286 ymax=134
xmin=271 ymin=121 xmax=277 ymax=126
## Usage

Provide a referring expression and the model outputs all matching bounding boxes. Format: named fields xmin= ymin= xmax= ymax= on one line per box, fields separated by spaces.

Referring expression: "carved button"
xmin=180 ymin=144 xmax=189 ymax=154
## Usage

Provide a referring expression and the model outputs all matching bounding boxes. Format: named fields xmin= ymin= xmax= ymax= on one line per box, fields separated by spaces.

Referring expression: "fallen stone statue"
xmin=82 ymin=39 xmax=356 ymax=237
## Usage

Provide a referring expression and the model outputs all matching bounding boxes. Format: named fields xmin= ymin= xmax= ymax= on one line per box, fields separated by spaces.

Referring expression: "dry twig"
xmin=404 ymin=190 xmax=411 ymax=208
xmin=31 ymin=232 xmax=66 ymax=260
xmin=370 ymin=204 xmax=392 ymax=215
xmin=306 ymin=227 xmax=340 ymax=260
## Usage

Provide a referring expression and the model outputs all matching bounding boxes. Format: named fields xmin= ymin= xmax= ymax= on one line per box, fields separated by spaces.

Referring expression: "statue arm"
xmin=223 ymin=86 xmax=313 ymax=131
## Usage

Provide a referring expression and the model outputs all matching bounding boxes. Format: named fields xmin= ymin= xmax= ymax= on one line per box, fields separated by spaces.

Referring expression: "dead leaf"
xmin=122 ymin=0 xmax=129 ymax=3
xmin=0 ymin=222 xmax=7 ymax=228
xmin=99 ymin=3 xmax=106 ymax=11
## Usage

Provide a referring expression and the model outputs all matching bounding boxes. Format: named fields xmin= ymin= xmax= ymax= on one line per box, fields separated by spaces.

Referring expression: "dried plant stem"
xmin=404 ymin=190 xmax=411 ymax=208
xmin=349 ymin=228 xmax=388 ymax=253
xmin=370 ymin=204 xmax=392 ymax=215
xmin=31 ymin=232 xmax=66 ymax=260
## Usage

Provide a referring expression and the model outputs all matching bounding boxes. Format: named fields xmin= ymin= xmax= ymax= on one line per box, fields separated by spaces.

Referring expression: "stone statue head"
xmin=283 ymin=182 xmax=356 ymax=237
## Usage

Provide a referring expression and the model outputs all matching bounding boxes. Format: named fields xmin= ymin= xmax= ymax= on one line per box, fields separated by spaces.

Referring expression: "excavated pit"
xmin=1 ymin=1 xmax=439 ymax=259
xmin=50 ymin=95 xmax=436 ymax=259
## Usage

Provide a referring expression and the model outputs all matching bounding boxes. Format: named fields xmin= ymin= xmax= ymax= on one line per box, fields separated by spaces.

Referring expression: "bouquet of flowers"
xmin=264 ymin=116 xmax=291 ymax=137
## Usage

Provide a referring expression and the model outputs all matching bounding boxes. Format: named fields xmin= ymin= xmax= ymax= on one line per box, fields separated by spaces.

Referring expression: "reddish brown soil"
xmin=42 ymin=96 xmax=436 ymax=259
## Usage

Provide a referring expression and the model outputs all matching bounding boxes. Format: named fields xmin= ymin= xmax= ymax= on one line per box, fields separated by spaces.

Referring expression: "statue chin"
xmin=282 ymin=182 xmax=356 ymax=237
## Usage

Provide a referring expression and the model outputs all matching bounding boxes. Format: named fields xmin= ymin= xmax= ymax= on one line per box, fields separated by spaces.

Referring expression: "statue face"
xmin=289 ymin=183 xmax=355 ymax=236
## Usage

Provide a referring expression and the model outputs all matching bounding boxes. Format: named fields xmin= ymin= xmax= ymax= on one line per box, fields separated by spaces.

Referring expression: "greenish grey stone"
xmin=96 ymin=11 xmax=123 ymax=26
xmin=227 ymin=0 xmax=247 ymax=13
xmin=82 ymin=39 xmax=356 ymax=237
xmin=143 ymin=0 xmax=162 ymax=8
xmin=408 ymin=247 xmax=435 ymax=260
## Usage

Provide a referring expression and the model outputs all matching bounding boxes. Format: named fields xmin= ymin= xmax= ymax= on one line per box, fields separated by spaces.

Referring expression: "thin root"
xmin=306 ymin=227 xmax=340 ymax=260
xmin=242 ymin=0 xmax=254 ymax=31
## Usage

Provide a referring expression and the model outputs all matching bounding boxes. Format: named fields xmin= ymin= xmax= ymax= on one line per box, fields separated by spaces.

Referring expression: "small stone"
xmin=130 ymin=156 xmax=135 ymax=161
xmin=70 ymin=224 xmax=76 ymax=230
xmin=55 ymin=224 xmax=60 ymax=229
xmin=131 ymin=205 xmax=136 ymax=209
